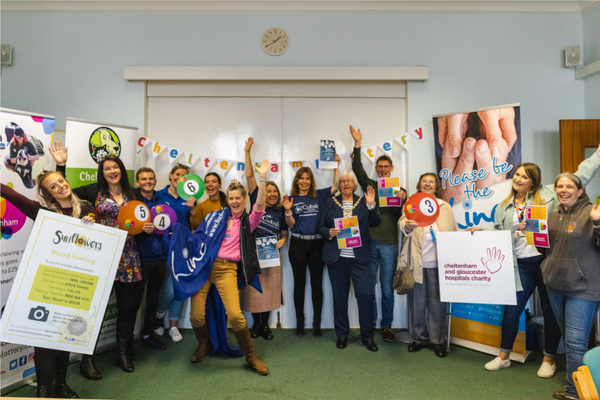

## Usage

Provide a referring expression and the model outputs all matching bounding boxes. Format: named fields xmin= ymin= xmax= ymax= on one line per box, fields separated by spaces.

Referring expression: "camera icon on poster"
xmin=28 ymin=306 xmax=50 ymax=322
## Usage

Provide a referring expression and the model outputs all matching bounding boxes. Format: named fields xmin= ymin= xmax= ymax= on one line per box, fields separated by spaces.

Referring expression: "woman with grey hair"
xmin=542 ymin=172 xmax=600 ymax=400
xmin=318 ymin=168 xmax=381 ymax=351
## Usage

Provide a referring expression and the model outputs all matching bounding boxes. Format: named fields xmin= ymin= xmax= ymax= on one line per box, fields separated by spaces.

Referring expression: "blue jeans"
xmin=157 ymin=269 xmax=183 ymax=321
xmin=548 ymin=290 xmax=600 ymax=399
xmin=370 ymin=241 xmax=398 ymax=329
xmin=500 ymin=255 xmax=560 ymax=355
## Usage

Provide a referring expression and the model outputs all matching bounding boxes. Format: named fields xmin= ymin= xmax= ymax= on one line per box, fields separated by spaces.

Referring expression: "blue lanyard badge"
xmin=429 ymin=227 xmax=436 ymax=243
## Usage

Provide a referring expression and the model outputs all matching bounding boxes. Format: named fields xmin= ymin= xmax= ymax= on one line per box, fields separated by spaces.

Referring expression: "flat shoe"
xmin=362 ymin=340 xmax=379 ymax=352
xmin=261 ymin=326 xmax=274 ymax=341
xmin=434 ymin=344 xmax=447 ymax=358
xmin=336 ymin=337 xmax=347 ymax=349
xmin=537 ymin=361 xmax=557 ymax=378
xmin=485 ymin=356 xmax=511 ymax=371
xmin=408 ymin=342 xmax=424 ymax=352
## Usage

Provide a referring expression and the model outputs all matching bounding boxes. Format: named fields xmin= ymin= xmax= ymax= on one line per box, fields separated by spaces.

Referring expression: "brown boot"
xmin=191 ymin=325 xmax=209 ymax=363
xmin=234 ymin=323 xmax=269 ymax=376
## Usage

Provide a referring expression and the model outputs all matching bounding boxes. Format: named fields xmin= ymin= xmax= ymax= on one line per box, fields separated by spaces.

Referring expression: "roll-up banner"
xmin=64 ymin=118 xmax=137 ymax=189
xmin=64 ymin=118 xmax=138 ymax=350
xmin=0 ymin=108 xmax=55 ymax=390
xmin=432 ymin=104 xmax=530 ymax=362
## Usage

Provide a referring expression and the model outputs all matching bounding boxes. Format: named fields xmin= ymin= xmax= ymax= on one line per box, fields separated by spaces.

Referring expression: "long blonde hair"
xmin=36 ymin=170 xmax=85 ymax=218
xmin=501 ymin=163 xmax=545 ymax=207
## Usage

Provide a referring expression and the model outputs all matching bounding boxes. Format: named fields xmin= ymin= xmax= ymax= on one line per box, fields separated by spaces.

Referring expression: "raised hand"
xmin=365 ymin=185 xmax=376 ymax=207
xmin=245 ymin=137 xmax=254 ymax=153
xmin=49 ymin=141 xmax=69 ymax=166
xmin=186 ymin=197 xmax=196 ymax=208
xmin=282 ymin=195 xmax=293 ymax=211
xmin=591 ymin=204 xmax=600 ymax=221
xmin=334 ymin=154 xmax=341 ymax=165
xmin=349 ymin=125 xmax=362 ymax=147
xmin=256 ymin=159 xmax=270 ymax=176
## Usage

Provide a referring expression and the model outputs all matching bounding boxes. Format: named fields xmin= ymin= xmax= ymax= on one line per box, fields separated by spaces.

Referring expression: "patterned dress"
xmin=94 ymin=192 xmax=142 ymax=283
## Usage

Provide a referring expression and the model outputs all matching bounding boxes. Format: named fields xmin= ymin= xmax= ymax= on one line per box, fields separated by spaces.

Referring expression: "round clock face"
xmin=262 ymin=28 xmax=289 ymax=56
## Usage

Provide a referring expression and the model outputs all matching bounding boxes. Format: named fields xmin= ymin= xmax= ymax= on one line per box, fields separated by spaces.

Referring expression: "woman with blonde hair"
xmin=283 ymin=161 xmax=339 ymax=338
xmin=1 ymin=170 xmax=96 ymax=398
xmin=485 ymin=145 xmax=600 ymax=379
xmin=242 ymin=137 xmax=288 ymax=340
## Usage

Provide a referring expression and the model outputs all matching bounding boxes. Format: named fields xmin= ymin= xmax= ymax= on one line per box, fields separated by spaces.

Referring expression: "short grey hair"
xmin=335 ymin=169 xmax=360 ymax=193
xmin=554 ymin=173 xmax=583 ymax=190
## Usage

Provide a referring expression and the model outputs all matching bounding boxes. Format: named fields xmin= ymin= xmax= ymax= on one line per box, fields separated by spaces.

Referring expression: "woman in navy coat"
xmin=319 ymin=169 xmax=381 ymax=351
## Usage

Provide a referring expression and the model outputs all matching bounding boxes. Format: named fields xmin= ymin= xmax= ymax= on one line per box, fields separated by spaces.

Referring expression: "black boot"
xmin=115 ymin=338 xmax=135 ymax=373
xmin=261 ymin=312 xmax=274 ymax=340
xmin=34 ymin=352 xmax=56 ymax=398
xmin=79 ymin=354 xmax=102 ymax=380
xmin=250 ymin=313 xmax=261 ymax=339
xmin=55 ymin=351 xmax=79 ymax=398
xmin=296 ymin=317 xmax=305 ymax=338
xmin=313 ymin=320 xmax=322 ymax=339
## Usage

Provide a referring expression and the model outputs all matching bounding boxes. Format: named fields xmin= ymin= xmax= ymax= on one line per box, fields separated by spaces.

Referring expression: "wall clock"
xmin=261 ymin=28 xmax=289 ymax=56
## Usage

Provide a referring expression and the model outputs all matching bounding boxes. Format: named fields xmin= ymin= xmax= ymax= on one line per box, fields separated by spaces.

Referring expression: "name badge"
xmin=515 ymin=231 xmax=525 ymax=237
xmin=568 ymin=222 xmax=576 ymax=233
xmin=425 ymin=233 xmax=433 ymax=241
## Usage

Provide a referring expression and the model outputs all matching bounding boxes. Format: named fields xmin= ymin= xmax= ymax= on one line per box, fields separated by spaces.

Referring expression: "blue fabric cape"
xmin=164 ymin=208 xmax=262 ymax=357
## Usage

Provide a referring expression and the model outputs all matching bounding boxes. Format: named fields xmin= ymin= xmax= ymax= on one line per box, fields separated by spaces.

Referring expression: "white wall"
xmin=583 ymin=3 xmax=600 ymax=118
xmin=0 ymin=11 xmax=587 ymax=189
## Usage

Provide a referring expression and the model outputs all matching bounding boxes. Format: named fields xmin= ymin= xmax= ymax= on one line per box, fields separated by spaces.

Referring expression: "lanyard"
xmin=429 ymin=226 xmax=436 ymax=243
xmin=514 ymin=195 xmax=526 ymax=223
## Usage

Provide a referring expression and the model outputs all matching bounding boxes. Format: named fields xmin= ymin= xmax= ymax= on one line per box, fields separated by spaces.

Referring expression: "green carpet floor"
xmin=5 ymin=329 xmax=566 ymax=400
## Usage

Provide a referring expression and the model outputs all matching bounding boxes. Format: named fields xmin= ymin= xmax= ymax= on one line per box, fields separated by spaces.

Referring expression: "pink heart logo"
xmin=480 ymin=247 xmax=505 ymax=275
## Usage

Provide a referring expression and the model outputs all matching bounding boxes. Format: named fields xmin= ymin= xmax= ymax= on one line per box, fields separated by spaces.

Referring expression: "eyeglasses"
xmin=376 ymin=165 xmax=392 ymax=169
xmin=339 ymin=179 xmax=354 ymax=184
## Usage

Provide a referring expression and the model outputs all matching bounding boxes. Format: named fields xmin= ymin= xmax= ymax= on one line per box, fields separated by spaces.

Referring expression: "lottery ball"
xmin=117 ymin=201 xmax=151 ymax=235
xmin=403 ymin=192 xmax=440 ymax=227
xmin=176 ymin=174 xmax=205 ymax=201
xmin=150 ymin=204 xmax=178 ymax=235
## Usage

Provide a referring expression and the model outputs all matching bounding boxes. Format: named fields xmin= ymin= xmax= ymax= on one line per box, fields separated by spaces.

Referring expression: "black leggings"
xmin=288 ymin=236 xmax=325 ymax=322
xmin=34 ymin=347 xmax=70 ymax=387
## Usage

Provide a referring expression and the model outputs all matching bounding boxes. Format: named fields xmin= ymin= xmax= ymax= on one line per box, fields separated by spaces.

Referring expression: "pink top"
xmin=217 ymin=203 xmax=265 ymax=261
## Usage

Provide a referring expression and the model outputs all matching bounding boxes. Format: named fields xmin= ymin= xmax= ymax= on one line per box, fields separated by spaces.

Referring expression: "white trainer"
xmin=537 ymin=361 xmax=557 ymax=378
xmin=169 ymin=327 xmax=183 ymax=343
xmin=154 ymin=326 xmax=164 ymax=336
xmin=485 ymin=356 xmax=511 ymax=371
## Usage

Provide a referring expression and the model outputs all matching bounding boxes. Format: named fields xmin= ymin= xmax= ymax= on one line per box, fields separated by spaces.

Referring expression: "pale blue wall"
xmin=583 ymin=4 xmax=600 ymax=118
xmin=0 ymin=11 xmax=587 ymax=182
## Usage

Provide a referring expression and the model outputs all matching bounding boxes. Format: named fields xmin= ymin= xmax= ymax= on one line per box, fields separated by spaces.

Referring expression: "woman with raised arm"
xmin=184 ymin=160 xmax=271 ymax=375
xmin=50 ymin=142 xmax=144 ymax=374
xmin=242 ymin=137 xmax=288 ymax=340
xmin=319 ymin=170 xmax=380 ymax=351
xmin=542 ymin=173 xmax=600 ymax=400
xmin=485 ymin=145 xmax=600 ymax=378
xmin=283 ymin=159 xmax=339 ymax=338
xmin=1 ymin=171 xmax=96 ymax=398
xmin=398 ymin=173 xmax=460 ymax=358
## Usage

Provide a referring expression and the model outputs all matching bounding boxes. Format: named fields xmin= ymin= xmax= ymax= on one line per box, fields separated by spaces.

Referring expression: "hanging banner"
xmin=64 ymin=118 xmax=137 ymax=189
xmin=168 ymin=147 xmax=181 ymax=165
xmin=1 ymin=211 xmax=126 ymax=355
xmin=394 ymin=134 xmax=409 ymax=151
xmin=362 ymin=146 xmax=377 ymax=163
xmin=269 ymin=162 xmax=281 ymax=181
xmin=378 ymin=141 xmax=394 ymax=157
xmin=0 ymin=108 xmax=55 ymax=389
xmin=151 ymin=141 xmax=165 ymax=159
xmin=432 ymin=104 xmax=526 ymax=361
xmin=289 ymin=160 xmax=305 ymax=174
xmin=136 ymin=136 xmax=150 ymax=151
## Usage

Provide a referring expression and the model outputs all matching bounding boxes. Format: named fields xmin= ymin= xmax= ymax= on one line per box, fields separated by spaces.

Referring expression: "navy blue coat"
xmin=319 ymin=194 xmax=381 ymax=265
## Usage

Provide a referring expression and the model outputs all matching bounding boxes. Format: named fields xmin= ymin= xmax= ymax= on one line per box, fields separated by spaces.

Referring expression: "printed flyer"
xmin=1 ymin=211 xmax=126 ymax=354
xmin=377 ymin=177 xmax=402 ymax=207
xmin=334 ymin=216 xmax=361 ymax=249
xmin=319 ymin=140 xmax=337 ymax=169
xmin=525 ymin=205 xmax=549 ymax=248
xmin=256 ymin=236 xmax=280 ymax=268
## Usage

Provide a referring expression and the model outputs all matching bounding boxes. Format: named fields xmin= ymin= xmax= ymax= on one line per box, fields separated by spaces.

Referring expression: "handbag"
xmin=393 ymin=264 xmax=415 ymax=295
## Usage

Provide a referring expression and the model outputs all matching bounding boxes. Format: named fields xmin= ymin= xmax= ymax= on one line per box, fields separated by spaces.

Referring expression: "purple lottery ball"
xmin=150 ymin=204 xmax=177 ymax=235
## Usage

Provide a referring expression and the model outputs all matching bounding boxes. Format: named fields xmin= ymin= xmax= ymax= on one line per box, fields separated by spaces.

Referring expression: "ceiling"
xmin=1 ymin=0 xmax=599 ymax=13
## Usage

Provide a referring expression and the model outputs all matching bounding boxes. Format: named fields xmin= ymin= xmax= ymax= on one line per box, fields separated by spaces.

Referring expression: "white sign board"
xmin=436 ymin=231 xmax=516 ymax=305
xmin=1 ymin=211 xmax=126 ymax=354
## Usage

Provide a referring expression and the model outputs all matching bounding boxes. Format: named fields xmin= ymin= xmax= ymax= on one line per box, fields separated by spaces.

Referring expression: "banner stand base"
xmin=395 ymin=330 xmax=413 ymax=344
xmin=450 ymin=337 xmax=533 ymax=364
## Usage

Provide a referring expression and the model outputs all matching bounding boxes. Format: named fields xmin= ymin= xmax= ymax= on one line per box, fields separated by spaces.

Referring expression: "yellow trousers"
xmin=189 ymin=259 xmax=246 ymax=331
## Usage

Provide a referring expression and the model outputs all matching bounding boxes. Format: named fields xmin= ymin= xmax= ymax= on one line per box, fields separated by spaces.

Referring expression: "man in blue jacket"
xmin=134 ymin=167 xmax=169 ymax=351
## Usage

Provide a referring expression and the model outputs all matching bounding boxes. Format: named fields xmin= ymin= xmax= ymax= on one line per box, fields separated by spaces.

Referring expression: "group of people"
xmin=3 ymin=126 xmax=600 ymax=400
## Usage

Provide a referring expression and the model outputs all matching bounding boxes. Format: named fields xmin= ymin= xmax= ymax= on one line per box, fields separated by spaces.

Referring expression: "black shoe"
xmin=296 ymin=320 xmax=305 ymax=338
xmin=79 ymin=355 xmax=102 ymax=380
xmin=36 ymin=384 xmax=55 ymax=398
xmin=141 ymin=335 xmax=167 ymax=351
xmin=408 ymin=342 xmax=425 ymax=352
xmin=434 ymin=344 xmax=447 ymax=358
xmin=54 ymin=383 xmax=79 ymax=399
xmin=261 ymin=326 xmax=274 ymax=341
xmin=313 ymin=323 xmax=322 ymax=339
xmin=115 ymin=354 xmax=135 ymax=373
xmin=336 ymin=337 xmax=348 ymax=349
xmin=250 ymin=324 xmax=261 ymax=339
xmin=362 ymin=340 xmax=379 ymax=352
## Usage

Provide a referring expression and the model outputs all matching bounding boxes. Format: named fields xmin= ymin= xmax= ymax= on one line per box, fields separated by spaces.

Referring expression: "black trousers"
xmin=140 ymin=259 xmax=167 ymax=336
xmin=113 ymin=280 xmax=145 ymax=345
xmin=288 ymin=236 xmax=325 ymax=322
xmin=34 ymin=347 xmax=70 ymax=386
